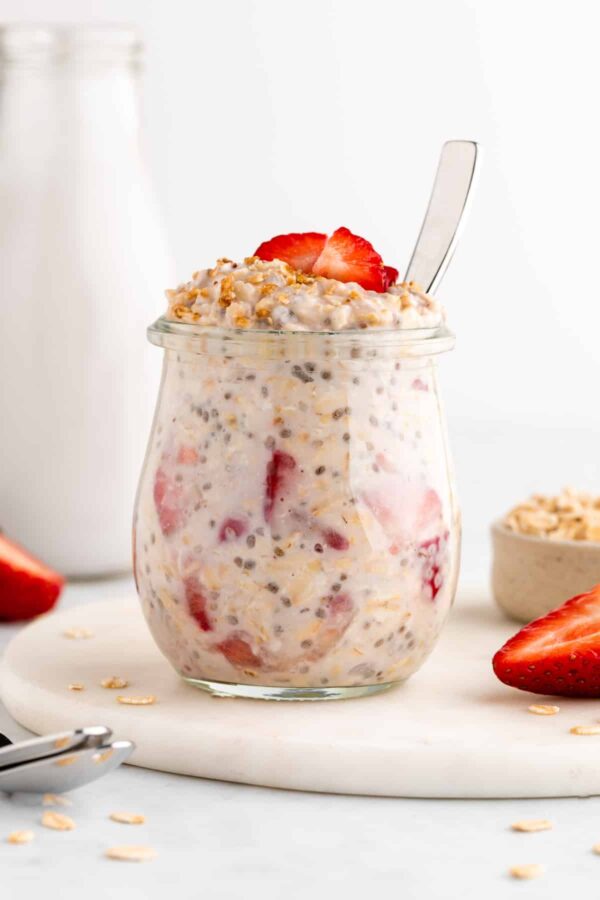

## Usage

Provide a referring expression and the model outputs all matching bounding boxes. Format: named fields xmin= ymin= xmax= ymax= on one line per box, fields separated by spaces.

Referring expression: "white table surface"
xmin=1 ymin=577 xmax=599 ymax=899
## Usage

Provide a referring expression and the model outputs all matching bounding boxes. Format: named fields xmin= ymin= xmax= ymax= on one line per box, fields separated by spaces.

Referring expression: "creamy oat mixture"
xmin=504 ymin=489 xmax=600 ymax=542
xmin=165 ymin=257 xmax=443 ymax=332
xmin=134 ymin=329 xmax=459 ymax=691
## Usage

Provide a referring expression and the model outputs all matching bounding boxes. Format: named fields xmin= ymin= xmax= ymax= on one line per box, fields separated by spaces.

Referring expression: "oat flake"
xmin=41 ymin=811 xmax=75 ymax=831
xmin=109 ymin=812 xmax=145 ymax=825
xmin=117 ymin=695 xmax=156 ymax=706
xmin=509 ymin=864 xmax=544 ymax=880
xmin=68 ymin=683 xmax=85 ymax=691
xmin=42 ymin=794 xmax=72 ymax=807
xmin=7 ymin=830 xmax=34 ymax=845
xmin=528 ymin=704 xmax=560 ymax=716
xmin=105 ymin=845 xmax=156 ymax=862
xmin=511 ymin=819 xmax=552 ymax=833
xmin=63 ymin=627 xmax=93 ymax=640
xmin=101 ymin=676 xmax=129 ymax=689
xmin=570 ymin=725 xmax=600 ymax=735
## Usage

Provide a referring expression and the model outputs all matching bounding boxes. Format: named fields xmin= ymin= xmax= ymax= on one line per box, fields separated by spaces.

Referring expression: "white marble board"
xmin=1 ymin=589 xmax=598 ymax=798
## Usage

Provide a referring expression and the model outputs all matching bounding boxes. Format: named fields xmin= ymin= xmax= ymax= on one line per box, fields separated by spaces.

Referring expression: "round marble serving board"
xmin=1 ymin=590 xmax=599 ymax=798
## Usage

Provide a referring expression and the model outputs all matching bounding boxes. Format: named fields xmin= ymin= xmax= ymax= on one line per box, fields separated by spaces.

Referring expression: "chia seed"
xmin=266 ymin=582 xmax=279 ymax=593
xmin=234 ymin=557 xmax=243 ymax=567
xmin=244 ymin=560 xmax=256 ymax=570
xmin=246 ymin=534 xmax=256 ymax=548
xmin=291 ymin=364 xmax=314 ymax=383
xmin=314 ymin=543 xmax=324 ymax=553
xmin=315 ymin=465 xmax=326 ymax=475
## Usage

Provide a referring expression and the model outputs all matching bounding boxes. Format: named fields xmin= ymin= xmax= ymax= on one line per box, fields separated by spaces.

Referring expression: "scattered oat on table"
xmin=528 ymin=704 xmax=560 ymax=716
xmin=105 ymin=845 xmax=156 ymax=862
xmin=41 ymin=811 xmax=75 ymax=831
xmin=511 ymin=819 xmax=553 ymax=833
xmin=117 ymin=695 xmax=156 ymax=706
xmin=7 ymin=830 xmax=34 ymax=845
xmin=42 ymin=794 xmax=72 ymax=807
xmin=62 ymin=627 xmax=94 ymax=640
xmin=570 ymin=725 xmax=600 ymax=735
xmin=101 ymin=676 xmax=129 ymax=690
xmin=509 ymin=864 xmax=544 ymax=880
xmin=68 ymin=683 xmax=85 ymax=691
xmin=109 ymin=812 xmax=146 ymax=825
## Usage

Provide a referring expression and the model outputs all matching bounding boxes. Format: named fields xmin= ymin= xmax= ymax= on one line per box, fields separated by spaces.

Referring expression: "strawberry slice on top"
xmin=0 ymin=533 xmax=64 ymax=621
xmin=255 ymin=226 xmax=396 ymax=293
xmin=312 ymin=227 xmax=387 ymax=292
xmin=492 ymin=585 xmax=600 ymax=697
xmin=254 ymin=232 xmax=326 ymax=273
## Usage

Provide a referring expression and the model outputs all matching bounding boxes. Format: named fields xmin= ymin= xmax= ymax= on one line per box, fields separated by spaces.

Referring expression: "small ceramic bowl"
xmin=491 ymin=520 xmax=600 ymax=622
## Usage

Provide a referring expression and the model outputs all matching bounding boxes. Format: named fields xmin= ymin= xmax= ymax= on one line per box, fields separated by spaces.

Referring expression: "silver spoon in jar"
xmin=404 ymin=140 xmax=481 ymax=294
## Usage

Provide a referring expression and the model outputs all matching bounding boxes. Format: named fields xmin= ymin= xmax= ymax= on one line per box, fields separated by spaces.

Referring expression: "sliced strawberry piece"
xmin=321 ymin=528 xmax=350 ymax=551
xmin=184 ymin=575 xmax=212 ymax=631
xmin=417 ymin=532 xmax=448 ymax=601
xmin=177 ymin=445 xmax=199 ymax=465
xmin=218 ymin=518 xmax=248 ymax=543
xmin=153 ymin=466 xmax=186 ymax=537
xmin=493 ymin=586 xmax=600 ymax=698
xmin=411 ymin=377 xmax=429 ymax=392
xmin=264 ymin=450 xmax=296 ymax=522
xmin=383 ymin=266 xmax=399 ymax=290
xmin=255 ymin=232 xmax=327 ymax=272
xmin=217 ymin=633 xmax=263 ymax=669
xmin=313 ymin=227 xmax=387 ymax=292
xmin=0 ymin=534 xmax=64 ymax=621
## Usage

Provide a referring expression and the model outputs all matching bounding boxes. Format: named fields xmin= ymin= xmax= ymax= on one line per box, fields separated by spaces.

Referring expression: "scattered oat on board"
xmin=110 ymin=812 xmax=146 ymax=825
xmin=105 ymin=845 xmax=156 ymax=862
xmin=511 ymin=819 xmax=553 ymax=833
xmin=509 ymin=864 xmax=544 ymax=880
xmin=42 ymin=794 xmax=72 ymax=807
xmin=68 ymin=683 xmax=85 ymax=691
xmin=63 ymin=627 xmax=94 ymax=640
xmin=117 ymin=695 xmax=156 ymax=706
xmin=570 ymin=725 xmax=600 ymax=735
xmin=7 ymin=830 xmax=34 ymax=845
xmin=101 ymin=676 xmax=129 ymax=689
xmin=528 ymin=704 xmax=560 ymax=716
xmin=41 ymin=811 xmax=76 ymax=831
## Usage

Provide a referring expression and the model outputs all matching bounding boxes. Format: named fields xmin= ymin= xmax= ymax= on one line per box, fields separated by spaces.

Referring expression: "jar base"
xmin=180 ymin=675 xmax=397 ymax=701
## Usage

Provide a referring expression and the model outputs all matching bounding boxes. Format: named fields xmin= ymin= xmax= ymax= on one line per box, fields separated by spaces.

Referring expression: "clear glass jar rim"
xmin=0 ymin=24 xmax=142 ymax=62
xmin=148 ymin=315 xmax=455 ymax=360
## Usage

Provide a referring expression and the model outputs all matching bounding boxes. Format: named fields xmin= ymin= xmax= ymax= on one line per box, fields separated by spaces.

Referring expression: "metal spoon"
xmin=404 ymin=140 xmax=480 ymax=294
xmin=0 ymin=726 xmax=134 ymax=793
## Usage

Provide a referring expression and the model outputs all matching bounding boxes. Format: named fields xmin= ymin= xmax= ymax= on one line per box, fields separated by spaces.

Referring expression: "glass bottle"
xmin=0 ymin=25 xmax=173 ymax=575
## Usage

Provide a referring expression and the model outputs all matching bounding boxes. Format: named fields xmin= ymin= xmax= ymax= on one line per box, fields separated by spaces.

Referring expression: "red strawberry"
xmin=383 ymin=266 xmax=399 ymax=290
xmin=0 ymin=534 xmax=64 ymax=621
xmin=417 ymin=532 xmax=448 ymax=602
xmin=264 ymin=450 xmax=296 ymax=522
xmin=218 ymin=518 xmax=248 ymax=543
xmin=313 ymin=227 xmax=387 ymax=292
xmin=321 ymin=528 xmax=350 ymax=551
xmin=153 ymin=466 xmax=186 ymax=537
xmin=255 ymin=232 xmax=326 ymax=272
xmin=217 ymin=633 xmax=263 ymax=669
xmin=177 ymin=446 xmax=199 ymax=465
xmin=184 ymin=575 xmax=212 ymax=631
xmin=493 ymin=585 xmax=600 ymax=697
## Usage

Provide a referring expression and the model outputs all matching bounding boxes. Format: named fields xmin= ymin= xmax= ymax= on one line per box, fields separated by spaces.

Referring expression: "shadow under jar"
xmin=134 ymin=318 xmax=460 ymax=700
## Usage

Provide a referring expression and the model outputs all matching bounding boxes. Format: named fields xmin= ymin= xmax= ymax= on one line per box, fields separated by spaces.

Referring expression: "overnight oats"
xmin=133 ymin=228 xmax=460 ymax=699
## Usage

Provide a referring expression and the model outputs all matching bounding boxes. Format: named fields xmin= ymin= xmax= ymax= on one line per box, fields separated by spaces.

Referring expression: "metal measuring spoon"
xmin=404 ymin=140 xmax=480 ymax=294
xmin=0 ymin=726 xmax=134 ymax=793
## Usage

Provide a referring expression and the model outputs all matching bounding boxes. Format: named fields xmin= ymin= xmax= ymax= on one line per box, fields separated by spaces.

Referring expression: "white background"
xmin=5 ymin=0 xmax=600 ymax=581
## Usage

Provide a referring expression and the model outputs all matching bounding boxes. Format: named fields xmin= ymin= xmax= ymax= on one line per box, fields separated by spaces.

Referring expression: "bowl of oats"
xmin=492 ymin=489 xmax=600 ymax=622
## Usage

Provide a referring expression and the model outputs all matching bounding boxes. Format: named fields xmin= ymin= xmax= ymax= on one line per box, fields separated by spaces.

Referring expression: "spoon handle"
xmin=404 ymin=140 xmax=481 ymax=294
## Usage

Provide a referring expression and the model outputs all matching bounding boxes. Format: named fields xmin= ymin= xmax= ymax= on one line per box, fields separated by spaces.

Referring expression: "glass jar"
xmin=0 ymin=25 xmax=172 ymax=575
xmin=134 ymin=317 xmax=460 ymax=700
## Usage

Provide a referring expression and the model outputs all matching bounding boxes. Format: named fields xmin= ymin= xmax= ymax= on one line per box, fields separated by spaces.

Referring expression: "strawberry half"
xmin=313 ymin=227 xmax=387 ymax=292
xmin=254 ymin=232 xmax=326 ymax=272
xmin=0 ymin=534 xmax=64 ymax=621
xmin=493 ymin=585 xmax=600 ymax=697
